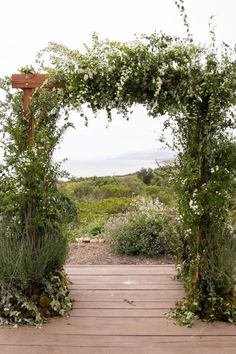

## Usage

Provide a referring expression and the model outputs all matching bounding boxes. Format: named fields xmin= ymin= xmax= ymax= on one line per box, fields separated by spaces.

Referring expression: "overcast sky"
xmin=0 ymin=0 xmax=235 ymax=160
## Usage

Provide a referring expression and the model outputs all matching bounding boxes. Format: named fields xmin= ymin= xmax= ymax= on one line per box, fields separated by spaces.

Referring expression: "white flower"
xmin=172 ymin=61 xmax=178 ymax=69
xmin=189 ymin=199 xmax=198 ymax=212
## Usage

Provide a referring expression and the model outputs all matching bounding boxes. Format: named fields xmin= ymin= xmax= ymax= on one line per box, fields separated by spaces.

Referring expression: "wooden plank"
xmin=1 ymin=317 xmax=234 ymax=336
xmin=69 ymin=289 xmax=184 ymax=301
xmin=72 ymin=300 xmax=176 ymax=309
xmin=43 ymin=317 xmax=235 ymax=336
xmin=66 ymin=265 xmax=176 ymax=268
xmin=66 ymin=266 xmax=176 ymax=275
xmin=69 ymin=283 xmax=183 ymax=290
xmin=70 ymin=308 xmax=168 ymax=317
xmin=0 ymin=334 xmax=235 ymax=347
xmin=69 ymin=274 xmax=179 ymax=285
xmin=2 ymin=346 xmax=236 ymax=354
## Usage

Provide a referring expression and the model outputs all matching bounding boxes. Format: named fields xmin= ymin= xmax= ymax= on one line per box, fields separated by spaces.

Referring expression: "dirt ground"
xmin=67 ymin=242 xmax=175 ymax=265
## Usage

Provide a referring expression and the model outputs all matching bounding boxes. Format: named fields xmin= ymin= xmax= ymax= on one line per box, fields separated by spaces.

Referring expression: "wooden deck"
xmin=0 ymin=265 xmax=236 ymax=353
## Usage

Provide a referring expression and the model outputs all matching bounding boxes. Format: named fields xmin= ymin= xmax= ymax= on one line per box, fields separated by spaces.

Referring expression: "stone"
xmin=82 ymin=238 xmax=91 ymax=243
xmin=76 ymin=237 xmax=83 ymax=243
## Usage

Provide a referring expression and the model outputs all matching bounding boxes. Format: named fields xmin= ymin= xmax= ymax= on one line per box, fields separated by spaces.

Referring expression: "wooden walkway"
xmin=0 ymin=265 xmax=236 ymax=353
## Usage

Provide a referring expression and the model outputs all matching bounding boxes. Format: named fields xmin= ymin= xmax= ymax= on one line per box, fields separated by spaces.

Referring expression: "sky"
xmin=0 ymin=0 xmax=235 ymax=161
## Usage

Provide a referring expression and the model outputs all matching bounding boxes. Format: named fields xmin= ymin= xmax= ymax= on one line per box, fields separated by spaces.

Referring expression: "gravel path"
xmin=67 ymin=242 xmax=175 ymax=265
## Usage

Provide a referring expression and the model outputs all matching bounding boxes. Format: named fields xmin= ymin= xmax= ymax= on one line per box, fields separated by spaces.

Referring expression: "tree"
xmin=137 ymin=168 xmax=154 ymax=185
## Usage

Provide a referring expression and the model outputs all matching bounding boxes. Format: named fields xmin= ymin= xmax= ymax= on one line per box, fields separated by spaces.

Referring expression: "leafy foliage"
xmin=105 ymin=198 xmax=181 ymax=257
xmin=58 ymin=169 xmax=176 ymax=240
xmin=0 ymin=270 xmax=72 ymax=326
xmin=0 ymin=76 xmax=75 ymax=325
xmin=38 ymin=10 xmax=236 ymax=323
xmin=137 ymin=168 xmax=154 ymax=185
xmin=0 ymin=217 xmax=68 ymax=286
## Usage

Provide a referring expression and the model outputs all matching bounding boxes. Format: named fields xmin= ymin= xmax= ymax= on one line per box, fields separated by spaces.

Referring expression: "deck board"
xmin=0 ymin=265 xmax=235 ymax=353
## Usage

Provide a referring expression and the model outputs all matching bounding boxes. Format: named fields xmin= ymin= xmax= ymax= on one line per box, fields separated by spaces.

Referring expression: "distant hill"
xmin=112 ymin=149 xmax=176 ymax=162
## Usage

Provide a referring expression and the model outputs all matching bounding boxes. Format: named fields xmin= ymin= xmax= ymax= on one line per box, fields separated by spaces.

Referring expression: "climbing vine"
xmin=39 ymin=11 xmax=236 ymax=323
xmin=0 ymin=75 xmax=75 ymax=325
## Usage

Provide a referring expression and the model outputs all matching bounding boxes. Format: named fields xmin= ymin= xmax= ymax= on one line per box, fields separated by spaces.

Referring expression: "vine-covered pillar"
xmin=11 ymin=74 xmax=48 ymax=249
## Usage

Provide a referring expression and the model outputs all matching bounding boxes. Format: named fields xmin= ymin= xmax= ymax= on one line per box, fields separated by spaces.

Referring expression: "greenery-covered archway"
xmin=0 ymin=4 xmax=236 ymax=326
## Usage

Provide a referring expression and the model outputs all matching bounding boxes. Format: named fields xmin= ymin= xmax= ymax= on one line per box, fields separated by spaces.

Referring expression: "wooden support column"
xmin=12 ymin=74 xmax=49 ymax=144
xmin=11 ymin=74 xmax=57 ymax=248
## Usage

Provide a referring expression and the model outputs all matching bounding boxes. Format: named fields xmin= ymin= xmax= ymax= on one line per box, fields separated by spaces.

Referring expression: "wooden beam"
xmin=11 ymin=74 xmax=60 ymax=89
xmin=12 ymin=74 xmax=48 ymax=89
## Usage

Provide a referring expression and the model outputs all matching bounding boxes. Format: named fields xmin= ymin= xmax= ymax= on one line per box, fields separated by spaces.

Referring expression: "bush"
xmin=0 ymin=217 xmax=72 ymax=326
xmin=137 ymin=168 xmax=154 ymax=185
xmin=74 ymin=181 xmax=94 ymax=199
xmin=145 ymin=185 xmax=160 ymax=199
xmin=105 ymin=197 xmax=181 ymax=257
xmin=93 ymin=184 xmax=133 ymax=199
xmin=0 ymin=218 xmax=68 ymax=287
xmin=76 ymin=197 xmax=132 ymax=225
xmin=82 ymin=219 xmax=106 ymax=237
xmin=72 ymin=176 xmax=144 ymax=201
xmin=106 ymin=214 xmax=166 ymax=256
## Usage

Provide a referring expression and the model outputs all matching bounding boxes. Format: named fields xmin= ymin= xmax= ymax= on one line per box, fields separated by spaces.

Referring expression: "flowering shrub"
xmin=105 ymin=197 xmax=181 ymax=257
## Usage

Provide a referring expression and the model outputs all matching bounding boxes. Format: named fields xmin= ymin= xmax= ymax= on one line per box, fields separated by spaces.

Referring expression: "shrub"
xmin=93 ymin=184 xmax=133 ymax=199
xmin=105 ymin=197 xmax=181 ymax=257
xmin=72 ymin=175 xmax=144 ymax=201
xmin=106 ymin=214 xmax=165 ymax=256
xmin=74 ymin=180 xmax=94 ymax=199
xmin=82 ymin=219 xmax=106 ymax=237
xmin=76 ymin=197 xmax=132 ymax=225
xmin=145 ymin=185 xmax=160 ymax=199
xmin=0 ymin=218 xmax=68 ymax=287
xmin=0 ymin=217 xmax=72 ymax=326
xmin=137 ymin=168 xmax=154 ymax=185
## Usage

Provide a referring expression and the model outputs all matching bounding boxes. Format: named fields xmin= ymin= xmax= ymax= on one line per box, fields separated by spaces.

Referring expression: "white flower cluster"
xmin=117 ymin=68 xmax=132 ymax=93
xmin=189 ymin=199 xmax=198 ymax=212
xmin=189 ymin=189 xmax=199 ymax=214
xmin=130 ymin=197 xmax=165 ymax=219
xmin=210 ymin=165 xmax=219 ymax=174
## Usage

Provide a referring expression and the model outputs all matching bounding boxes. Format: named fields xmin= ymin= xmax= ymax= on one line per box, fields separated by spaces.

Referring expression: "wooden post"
xmin=12 ymin=74 xmax=59 ymax=143
xmin=11 ymin=74 xmax=58 ymax=248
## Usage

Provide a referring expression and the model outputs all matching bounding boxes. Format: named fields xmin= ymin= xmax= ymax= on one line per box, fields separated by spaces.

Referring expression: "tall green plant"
xmin=0 ymin=77 xmax=74 ymax=325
